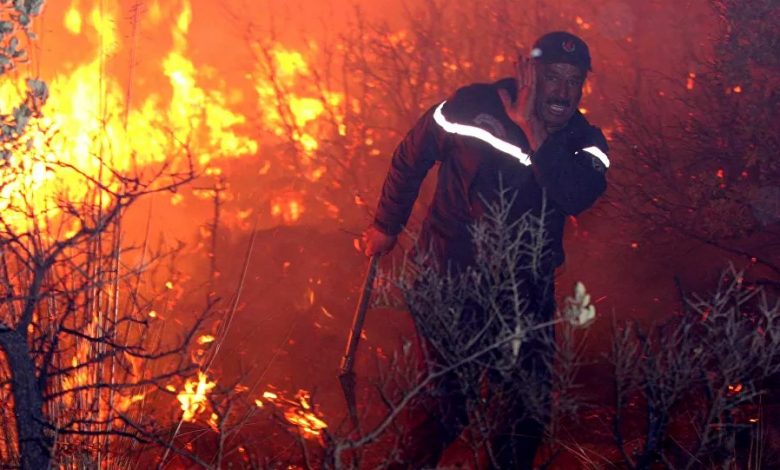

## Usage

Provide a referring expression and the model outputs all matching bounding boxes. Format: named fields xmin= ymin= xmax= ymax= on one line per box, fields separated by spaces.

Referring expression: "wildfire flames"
xmin=0 ymin=0 xmax=770 ymax=467
xmin=0 ymin=0 xmax=346 ymax=462
xmin=1 ymin=4 xmax=251 ymax=228
xmin=0 ymin=0 xmax=346 ymax=234
xmin=174 ymin=374 xmax=329 ymax=439
xmin=177 ymin=371 xmax=215 ymax=422
xmin=257 ymin=389 xmax=329 ymax=439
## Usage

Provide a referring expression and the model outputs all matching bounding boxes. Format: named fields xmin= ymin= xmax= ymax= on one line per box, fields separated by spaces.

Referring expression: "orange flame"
xmin=1 ymin=0 xmax=353 ymax=237
xmin=0 ymin=0 xmax=258 ymax=232
xmin=271 ymin=193 xmax=304 ymax=223
xmin=686 ymin=72 xmax=696 ymax=90
xmin=258 ymin=388 xmax=328 ymax=439
xmin=728 ymin=383 xmax=743 ymax=394
xmin=575 ymin=16 xmax=592 ymax=30
xmin=283 ymin=390 xmax=328 ymax=438
xmin=177 ymin=371 xmax=216 ymax=421
xmin=116 ymin=394 xmax=145 ymax=413
xmin=197 ymin=334 xmax=216 ymax=345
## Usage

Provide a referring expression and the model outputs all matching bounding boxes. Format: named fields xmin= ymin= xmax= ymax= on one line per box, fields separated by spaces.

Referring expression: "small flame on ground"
xmin=284 ymin=390 xmax=328 ymax=438
xmin=177 ymin=371 xmax=216 ymax=422
xmin=197 ymin=334 xmax=216 ymax=345
xmin=258 ymin=389 xmax=328 ymax=439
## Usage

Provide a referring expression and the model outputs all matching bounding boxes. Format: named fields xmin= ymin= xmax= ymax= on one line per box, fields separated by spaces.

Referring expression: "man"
xmin=363 ymin=31 xmax=609 ymax=468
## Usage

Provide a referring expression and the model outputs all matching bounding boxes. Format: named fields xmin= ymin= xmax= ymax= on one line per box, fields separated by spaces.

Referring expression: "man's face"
xmin=533 ymin=62 xmax=585 ymax=130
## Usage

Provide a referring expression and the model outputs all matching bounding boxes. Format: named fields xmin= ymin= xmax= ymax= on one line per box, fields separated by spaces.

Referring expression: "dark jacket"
xmin=373 ymin=77 xmax=609 ymax=272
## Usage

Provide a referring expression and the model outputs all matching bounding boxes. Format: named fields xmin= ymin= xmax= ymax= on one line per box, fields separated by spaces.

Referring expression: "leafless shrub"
xmin=609 ymin=267 xmax=780 ymax=468
xmin=0 ymin=4 xmax=217 ymax=465
xmin=321 ymin=187 xmax=596 ymax=469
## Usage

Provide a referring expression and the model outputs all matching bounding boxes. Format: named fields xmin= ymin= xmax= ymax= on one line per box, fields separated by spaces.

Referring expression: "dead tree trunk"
xmin=0 ymin=328 xmax=51 ymax=470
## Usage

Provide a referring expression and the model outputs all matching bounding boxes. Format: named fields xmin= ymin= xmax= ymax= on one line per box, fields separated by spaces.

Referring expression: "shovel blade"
xmin=339 ymin=370 xmax=359 ymax=427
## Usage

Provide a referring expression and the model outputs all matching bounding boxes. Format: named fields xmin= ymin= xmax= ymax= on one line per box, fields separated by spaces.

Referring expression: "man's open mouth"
xmin=547 ymin=102 xmax=569 ymax=116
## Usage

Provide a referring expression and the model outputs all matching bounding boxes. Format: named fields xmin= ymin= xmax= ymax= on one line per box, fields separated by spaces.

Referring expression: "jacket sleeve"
xmin=531 ymin=122 xmax=609 ymax=216
xmin=373 ymin=105 xmax=444 ymax=235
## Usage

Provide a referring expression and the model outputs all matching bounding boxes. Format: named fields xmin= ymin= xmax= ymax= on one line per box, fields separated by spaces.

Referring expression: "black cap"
xmin=531 ymin=31 xmax=592 ymax=72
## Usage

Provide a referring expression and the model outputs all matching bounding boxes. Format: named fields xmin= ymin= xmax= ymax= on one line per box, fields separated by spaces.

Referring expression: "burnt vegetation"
xmin=0 ymin=0 xmax=778 ymax=468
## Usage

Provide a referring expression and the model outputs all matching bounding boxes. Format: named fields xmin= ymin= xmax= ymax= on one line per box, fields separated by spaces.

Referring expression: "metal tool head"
xmin=337 ymin=255 xmax=380 ymax=429
xmin=338 ymin=369 xmax=359 ymax=428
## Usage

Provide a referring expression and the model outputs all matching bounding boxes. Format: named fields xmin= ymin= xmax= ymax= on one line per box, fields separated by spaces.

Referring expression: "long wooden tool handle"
xmin=339 ymin=255 xmax=380 ymax=375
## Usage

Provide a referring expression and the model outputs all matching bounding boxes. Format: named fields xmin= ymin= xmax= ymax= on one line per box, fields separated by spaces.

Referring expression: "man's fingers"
xmin=518 ymin=56 xmax=533 ymax=88
xmin=523 ymin=62 xmax=538 ymax=121
xmin=359 ymin=230 xmax=383 ymax=257
xmin=360 ymin=226 xmax=397 ymax=257
xmin=498 ymin=88 xmax=511 ymax=109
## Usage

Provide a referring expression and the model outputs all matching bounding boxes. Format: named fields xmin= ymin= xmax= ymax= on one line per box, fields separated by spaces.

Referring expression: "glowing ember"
xmin=320 ymin=306 xmax=334 ymax=319
xmin=177 ymin=371 xmax=216 ymax=422
xmin=197 ymin=334 xmax=216 ymax=345
xmin=208 ymin=412 xmax=220 ymax=432
xmin=686 ymin=72 xmax=696 ymax=90
xmin=727 ymin=383 xmax=743 ymax=394
xmin=284 ymin=390 xmax=328 ymax=438
xmin=284 ymin=409 xmax=328 ymax=438
xmin=271 ymin=194 xmax=304 ymax=223
xmin=259 ymin=389 xmax=328 ymax=439
xmin=116 ymin=394 xmax=145 ymax=412
xmin=575 ymin=16 xmax=592 ymax=30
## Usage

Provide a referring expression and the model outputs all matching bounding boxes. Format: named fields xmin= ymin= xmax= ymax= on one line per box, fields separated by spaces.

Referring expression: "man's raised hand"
xmin=499 ymin=54 xmax=547 ymax=151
